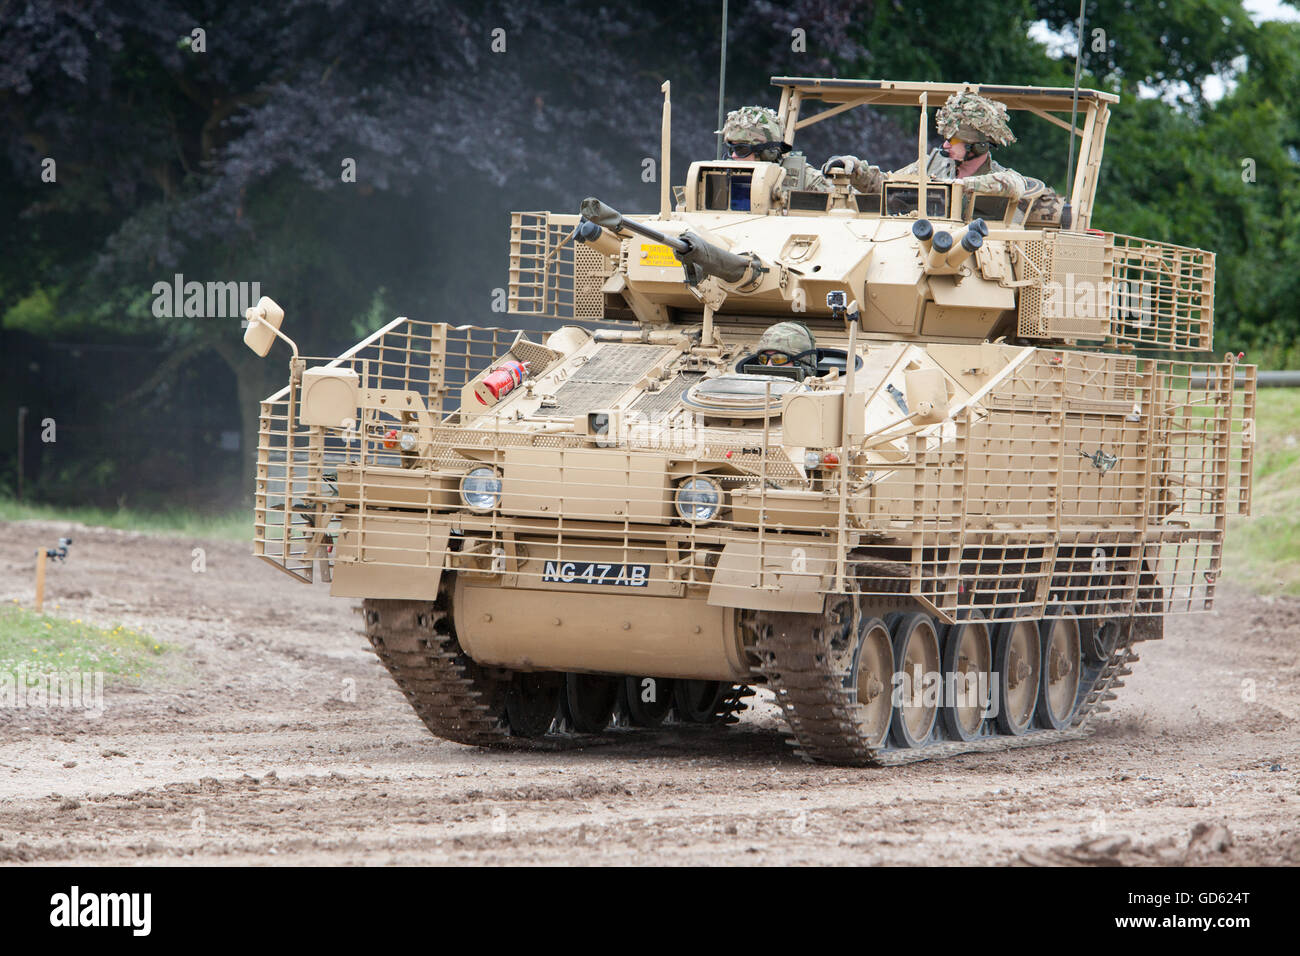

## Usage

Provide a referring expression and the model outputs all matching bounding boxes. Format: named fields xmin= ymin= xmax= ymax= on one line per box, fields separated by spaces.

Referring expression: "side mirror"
xmin=242 ymin=296 xmax=286 ymax=357
xmin=904 ymin=367 xmax=949 ymax=425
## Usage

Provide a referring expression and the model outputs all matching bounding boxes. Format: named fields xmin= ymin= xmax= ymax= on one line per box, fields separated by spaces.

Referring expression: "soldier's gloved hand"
xmin=820 ymin=155 xmax=862 ymax=178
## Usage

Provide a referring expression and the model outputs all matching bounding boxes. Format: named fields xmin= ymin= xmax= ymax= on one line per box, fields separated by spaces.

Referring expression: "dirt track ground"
xmin=1 ymin=518 xmax=1297 ymax=866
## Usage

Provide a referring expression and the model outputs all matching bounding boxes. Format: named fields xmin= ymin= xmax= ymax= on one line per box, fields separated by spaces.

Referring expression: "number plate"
xmin=541 ymin=560 xmax=650 ymax=588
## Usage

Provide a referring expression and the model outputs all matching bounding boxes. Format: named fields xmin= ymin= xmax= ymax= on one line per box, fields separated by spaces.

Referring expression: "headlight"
xmin=460 ymin=467 xmax=502 ymax=512
xmin=675 ymin=476 xmax=722 ymax=524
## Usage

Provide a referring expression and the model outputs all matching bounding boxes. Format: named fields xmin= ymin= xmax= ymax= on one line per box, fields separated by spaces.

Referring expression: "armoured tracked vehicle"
xmin=245 ymin=78 xmax=1255 ymax=765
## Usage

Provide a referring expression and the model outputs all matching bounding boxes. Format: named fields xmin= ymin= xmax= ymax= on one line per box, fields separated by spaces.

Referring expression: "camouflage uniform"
xmin=816 ymin=92 xmax=1026 ymax=200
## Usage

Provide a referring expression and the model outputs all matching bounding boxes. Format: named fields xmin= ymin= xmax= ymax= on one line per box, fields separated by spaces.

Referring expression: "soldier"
xmin=819 ymin=91 xmax=1026 ymax=200
xmin=714 ymin=106 xmax=793 ymax=211
xmin=718 ymin=105 xmax=856 ymax=201
xmin=748 ymin=321 xmax=818 ymax=377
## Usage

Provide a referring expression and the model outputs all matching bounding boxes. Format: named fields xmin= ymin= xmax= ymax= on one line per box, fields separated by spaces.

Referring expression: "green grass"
xmin=1223 ymin=388 xmax=1300 ymax=597
xmin=0 ymin=498 xmax=250 ymax=542
xmin=0 ymin=602 xmax=170 ymax=677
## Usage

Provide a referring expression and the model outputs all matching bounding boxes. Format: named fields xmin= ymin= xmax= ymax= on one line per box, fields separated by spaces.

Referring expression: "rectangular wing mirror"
xmin=242 ymin=296 xmax=286 ymax=357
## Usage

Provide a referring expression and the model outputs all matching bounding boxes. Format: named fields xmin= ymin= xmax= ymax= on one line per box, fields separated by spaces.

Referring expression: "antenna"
xmin=715 ymin=0 xmax=729 ymax=160
xmin=660 ymin=81 xmax=672 ymax=218
xmin=1065 ymin=0 xmax=1086 ymax=195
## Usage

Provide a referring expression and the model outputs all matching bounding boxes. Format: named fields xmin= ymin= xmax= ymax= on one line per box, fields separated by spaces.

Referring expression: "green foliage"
xmin=1223 ymin=388 xmax=1300 ymax=595
xmin=859 ymin=0 xmax=1064 ymax=83
xmin=351 ymin=286 xmax=391 ymax=340
xmin=1033 ymin=0 xmax=1260 ymax=102
xmin=850 ymin=1 xmax=1300 ymax=365
xmin=1094 ymin=19 xmax=1300 ymax=362
xmin=3 ymin=0 xmax=1300 ymax=521
xmin=2 ymin=286 xmax=57 ymax=333
xmin=0 ymin=499 xmax=250 ymax=541
xmin=0 ymin=603 xmax=169 ymax=678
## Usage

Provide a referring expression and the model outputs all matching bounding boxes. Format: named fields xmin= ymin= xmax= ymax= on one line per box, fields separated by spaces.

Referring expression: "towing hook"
xmin=1081 ymin=448 xmax=1118 ymax=473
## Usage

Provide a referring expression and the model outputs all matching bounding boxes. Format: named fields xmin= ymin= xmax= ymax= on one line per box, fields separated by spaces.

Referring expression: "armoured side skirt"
xmin=452 ymin=578 xmax=749 ymax=682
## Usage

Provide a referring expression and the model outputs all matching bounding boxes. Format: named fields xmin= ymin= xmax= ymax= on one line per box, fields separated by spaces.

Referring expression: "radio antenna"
xmin=1065 ymin=0 xmax=1086 ymax=194
xmin=715 ymin=0 xmax=729 ymax=160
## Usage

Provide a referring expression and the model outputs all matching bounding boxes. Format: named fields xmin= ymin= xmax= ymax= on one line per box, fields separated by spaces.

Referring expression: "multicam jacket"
xmin=811 ymin=148 xmax=1026 ymax=200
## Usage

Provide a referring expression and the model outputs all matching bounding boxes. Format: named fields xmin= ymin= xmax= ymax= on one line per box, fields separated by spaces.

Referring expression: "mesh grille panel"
xmin=629 ymin=371 xmax=703 ymax=419
xmin=1017 ymin=232 xmax=1109 ymax=340
xmin=508 ymin=211 xmax=621 ymax=322
xmin=509 ymin=337 xmax=563 ymax=377
xmin=546 ymin=344 xmax=672 ymax=417
xmin=575 ymin=246 xmax=611 ymax=319
xmin=1016 ymin=232 xmax=1215 ymax=351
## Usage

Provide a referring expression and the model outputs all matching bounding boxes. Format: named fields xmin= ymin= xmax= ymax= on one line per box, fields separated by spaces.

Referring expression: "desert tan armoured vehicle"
xmin=245 ymin=78 xmax=1255 ymax=765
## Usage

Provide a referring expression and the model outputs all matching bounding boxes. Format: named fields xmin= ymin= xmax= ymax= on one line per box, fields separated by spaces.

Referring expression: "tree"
xmin=3 ymin=0 xmax=1297 ymax=510
xmin=1 ymin=0 xmax=879 ymax=504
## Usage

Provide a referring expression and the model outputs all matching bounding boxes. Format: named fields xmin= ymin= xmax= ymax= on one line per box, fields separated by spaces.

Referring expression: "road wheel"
xmin=848 ymin=617 xmax=894 ymax=748
xmin=623 ymin=676 xmax=674 ymax=727
xmin=505 ymin=673 xmax=562 ymax=737
xmin=994 ymin=617 xmax=1041 ymax=735
xmin=889 ymin=612 xmax=940 ymax=749
xmin=940 ymin=610 xmax=991 ymax=742
xmin=1037 ymin=610 xmax=1083 ymax=730
xmin=565 ymin=673 xmax=618 ymax=733
xmin=673 ymin=679 xmax=727 ymax=723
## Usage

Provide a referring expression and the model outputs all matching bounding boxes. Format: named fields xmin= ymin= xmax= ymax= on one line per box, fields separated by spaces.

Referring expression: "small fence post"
xmin=34 ymin=549 xmax=47 ymax=612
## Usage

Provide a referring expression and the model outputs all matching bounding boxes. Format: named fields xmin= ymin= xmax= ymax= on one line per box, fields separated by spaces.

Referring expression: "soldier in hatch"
xmin=818 ymin=91 xmax=1027 ymax=201
xmin=715 ymin=106 xmax=793 ymax=210
xmin=747 ymin=321 xmax=818 ymax=377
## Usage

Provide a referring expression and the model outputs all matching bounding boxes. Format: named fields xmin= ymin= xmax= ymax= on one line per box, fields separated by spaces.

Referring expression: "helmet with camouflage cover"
xmin=754 ymin=321 xmax=817 ymax=373
xmin=717 ymin=106 xmax=785 ymax=146
xmin=935 ymin=91 xmax=1016 ymax=147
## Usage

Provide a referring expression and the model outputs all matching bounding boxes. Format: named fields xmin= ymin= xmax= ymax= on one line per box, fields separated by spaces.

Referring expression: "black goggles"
xmin=726 ymin=140 xmax=789 ymax=158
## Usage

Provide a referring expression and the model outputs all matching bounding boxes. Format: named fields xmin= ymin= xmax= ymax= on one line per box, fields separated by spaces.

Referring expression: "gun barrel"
xmin=579 ymin=197 xmax=762 ymax=287
xmin=677 ymin=231 xmax=754 ymax=285
xmin=580 ymin=198 xmax=688 ymax=253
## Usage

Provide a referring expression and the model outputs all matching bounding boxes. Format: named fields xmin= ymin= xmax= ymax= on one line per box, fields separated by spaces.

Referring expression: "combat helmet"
xmin=935 ymin=91 xmax=1016 ymax=148
xmin=753 ymin=321 xmax=817 ymax=374
xmin=717 ymin=106 xmax=791 ymax=161
xmin=717 ymin=106 xmax=784 ymax=144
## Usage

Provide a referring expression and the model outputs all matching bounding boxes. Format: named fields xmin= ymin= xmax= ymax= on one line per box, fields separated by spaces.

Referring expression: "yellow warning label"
xmin=639 ymin=242 xmax=680 ymax=269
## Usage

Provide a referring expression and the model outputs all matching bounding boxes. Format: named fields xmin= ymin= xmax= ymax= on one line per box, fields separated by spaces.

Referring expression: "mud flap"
xmin=330 ymin=522 xmax=448 ymax=601
xmin=707 ymin=539 xmax=833 ymax=613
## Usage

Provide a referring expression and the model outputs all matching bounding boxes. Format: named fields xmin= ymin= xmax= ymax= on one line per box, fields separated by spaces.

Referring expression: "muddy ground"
xmin=0 ymin=519 xmax=1296 ymax=866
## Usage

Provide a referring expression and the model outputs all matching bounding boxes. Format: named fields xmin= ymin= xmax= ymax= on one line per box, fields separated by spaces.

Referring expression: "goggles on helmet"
xmin=727 ymin=141 xmax=789 ymax=159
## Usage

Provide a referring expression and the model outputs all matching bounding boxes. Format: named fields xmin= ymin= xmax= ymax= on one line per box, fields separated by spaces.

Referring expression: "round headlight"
xmin=460 ymin=467 xmax=502 ymax=512
xmin=675 ymin=476 xmax=722 ymax=524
